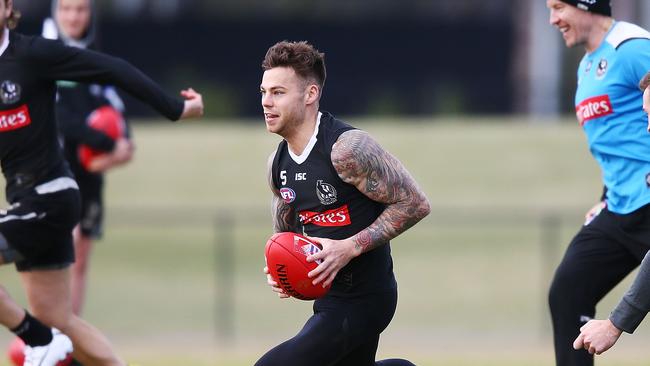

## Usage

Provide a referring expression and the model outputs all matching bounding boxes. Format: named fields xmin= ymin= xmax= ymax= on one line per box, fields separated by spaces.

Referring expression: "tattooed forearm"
xmin=332 ymin=130 xmax=431 ymax=253
xmin=267 ymin=150 xmax=297 ymax=233
xmin=272 ymin=194 xmax=297 ymax=233
xmin=353 ymin=201 xmax=429 ymax=253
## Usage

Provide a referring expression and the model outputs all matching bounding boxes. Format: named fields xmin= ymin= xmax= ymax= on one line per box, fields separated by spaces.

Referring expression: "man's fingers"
xmin=311 ymin=270 xmax=329 ymax=285
xmin=322 ymin=271 xmax=337 ymax=288
xmin=588 ymin=344 xmax=596 ymax=355
xmin=306 ymin=252 xmax=324 ymax=263
xmin=308 ymin=259 xmax=328 ymax=279
xmin=573 ymin=333 xmax=585 ymax=350
xmin=267 ymin=276 xmax=278 ymax=286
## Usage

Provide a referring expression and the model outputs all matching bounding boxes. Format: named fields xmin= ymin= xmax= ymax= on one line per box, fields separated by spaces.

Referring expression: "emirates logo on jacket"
xmin=0 ymin=105 xmax=31 ymax=132
xmin=576 ymin=94 xmax=613 ymax=125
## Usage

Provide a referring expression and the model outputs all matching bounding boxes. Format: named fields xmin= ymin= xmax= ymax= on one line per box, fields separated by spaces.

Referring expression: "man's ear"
xmin=305 ymin=84 xmax=320 ymax=105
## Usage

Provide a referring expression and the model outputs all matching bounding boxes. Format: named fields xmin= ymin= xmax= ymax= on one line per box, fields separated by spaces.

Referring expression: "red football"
xmin=7 ymin=337 xmax=24 ymax=366
xmin=265 ymin=232 xmax=330 ymax=300
xmin=78 ymin=106 xmax=125 ymax=170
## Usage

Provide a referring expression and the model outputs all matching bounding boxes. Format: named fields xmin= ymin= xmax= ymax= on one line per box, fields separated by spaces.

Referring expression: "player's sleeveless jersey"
xmin=0 ymin=30 xmax=183 ymax=202
xmin=271 ymin=112 xmax=397 ymax=296
xmin=575 ymin=21 xmax=650 ymax=214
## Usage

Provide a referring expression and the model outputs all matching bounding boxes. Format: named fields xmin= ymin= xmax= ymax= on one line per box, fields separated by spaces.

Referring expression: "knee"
xmin=548 ymin=265 xmax=578 ymax=309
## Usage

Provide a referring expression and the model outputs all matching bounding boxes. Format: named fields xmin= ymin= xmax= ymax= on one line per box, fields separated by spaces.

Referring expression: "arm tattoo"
xmin=267 ymin=150 xmax=297 ymax=233
xmin=332 ymin=130 xmax=431 ymax=254
xmin=272 ymin=194 xmax=297 ymax=233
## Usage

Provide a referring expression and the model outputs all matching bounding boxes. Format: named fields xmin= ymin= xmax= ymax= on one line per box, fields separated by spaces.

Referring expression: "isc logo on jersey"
xmin=298 ymin=205 xmax=351 ymax=227
xmin=0 ymin=105 xmax=31 ymax=132
xmin=575 ymin=94 xmax=613 ymax=125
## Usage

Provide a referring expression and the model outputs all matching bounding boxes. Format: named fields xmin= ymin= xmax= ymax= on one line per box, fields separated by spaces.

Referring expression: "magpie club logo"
xmin=316 ymin=180 xmax=337 ymax=205
xmin=0 ymin=80 xmax=21 ymax=104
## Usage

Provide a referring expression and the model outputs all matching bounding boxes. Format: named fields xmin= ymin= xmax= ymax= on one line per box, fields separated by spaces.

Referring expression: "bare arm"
xmin=267 ymin=151 xmax=297 ymax=233
xmin=265 ymin=151 xmax=292 ymax=298
xmin=331 ymin=129 xmax=431 ymax=254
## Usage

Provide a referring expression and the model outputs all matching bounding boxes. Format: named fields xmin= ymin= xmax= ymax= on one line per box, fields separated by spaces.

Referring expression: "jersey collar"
xmin=288 ymin=112 xmax=322 ymax=165
xmin=0 ymin=28 xmax=9 ymax=58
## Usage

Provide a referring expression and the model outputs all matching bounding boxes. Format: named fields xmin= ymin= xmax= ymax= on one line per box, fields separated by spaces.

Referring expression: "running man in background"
xmin=0 ymin=0 xmax=203 ymax=365
xmin=43 ymin=0 xmax=134 ymax=317
xmin=572 ymin=75 xmax=650 ymax=356
xmin=546 ymin=0 xmax=650 ymax=365
xmin=257 ymin=40 xmax=430 ymax=366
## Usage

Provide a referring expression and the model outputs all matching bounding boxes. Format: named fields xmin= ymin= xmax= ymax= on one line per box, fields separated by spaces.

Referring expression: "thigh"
xmin=1 ymin=189 xmax=81 ymax=272
xmin=332 ymin=290 xmax=398 ymax=366
xmin=256 ymin=290 xmax=398 ymax=366
xmin=553 ymin=216 xmax=639 ymax=300
xmin=613 ymin=203 xmax=650 ymax=260
xmin=255 ymin=308 xmax=346 ymax=366
xmin=333 ymin=335 xmax=380 ymax=366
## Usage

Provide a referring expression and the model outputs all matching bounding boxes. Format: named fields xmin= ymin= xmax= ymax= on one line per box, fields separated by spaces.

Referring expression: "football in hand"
xmin=265 ymin=232 xmax=330 ymax=300
xmin=78 ymin=106 xmax=125 ymax=170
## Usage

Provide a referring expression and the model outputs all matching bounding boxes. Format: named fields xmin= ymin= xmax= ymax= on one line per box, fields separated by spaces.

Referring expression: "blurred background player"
xmin=546 ymin=0 xmax=650 ymax=365
xmin=0 ymin=0 xmax=203 ymax=365
xmin=44 ymin=0 xmax=134 ymax=317
xmin=257 ymin=40 xmax=430 ymax=366
xmin=572 ymin=75 xmax=650 ymax=356
xmin=7 ymin=2 xmax=135 ymax=365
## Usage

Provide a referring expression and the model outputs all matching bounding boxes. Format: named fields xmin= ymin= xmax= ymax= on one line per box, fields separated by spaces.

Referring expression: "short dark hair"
xmin=6 ymin=1 xmax=20 ymax=30
xmin=262 ymin=41 xmax=326 ymax=90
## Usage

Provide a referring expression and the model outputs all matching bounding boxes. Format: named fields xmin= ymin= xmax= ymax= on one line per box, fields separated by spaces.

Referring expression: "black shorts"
xmin=76 ymin=171 xmax=104 ymax=239
xmin=0 ymin=182 xmax=80 ymax=272
xmin=255 ymin=288 xmax=398 ymax=366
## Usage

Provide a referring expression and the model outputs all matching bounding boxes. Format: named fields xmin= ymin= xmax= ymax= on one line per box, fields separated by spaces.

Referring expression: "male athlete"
xmin=546 ymin=0 xmax=650 ymax=365
xmin=44 ymin=0 xmax=134 ymax=317
xmin=0 ymin=1 xmax=203 ymax=365
xmin=572 ymin=75 xmax=650 ymax=356
xmin=256 ymin=40 xmax=430 ymax=366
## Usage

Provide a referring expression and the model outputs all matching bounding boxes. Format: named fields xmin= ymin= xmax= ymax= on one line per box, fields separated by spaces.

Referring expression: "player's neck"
xmin=285 ymin=110 xmax=318 ymax=156
xmin=585 ymin=17 xmax=614 ymax=54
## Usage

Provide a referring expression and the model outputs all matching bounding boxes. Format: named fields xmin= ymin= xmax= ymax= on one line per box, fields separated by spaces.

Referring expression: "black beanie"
xmin=559 ymin=0 xmax=612 ymax=16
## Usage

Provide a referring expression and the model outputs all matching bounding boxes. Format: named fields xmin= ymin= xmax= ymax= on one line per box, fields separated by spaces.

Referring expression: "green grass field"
xmin=0 ymin=117 xmax=649 ymax=365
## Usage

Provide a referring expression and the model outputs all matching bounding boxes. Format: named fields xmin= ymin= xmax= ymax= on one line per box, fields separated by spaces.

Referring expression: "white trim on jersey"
xmin=288 ymin=112 xmax=322 ymax=165
xmin=606 ymin=21 xmax=650 ymax=49
xmin=0 ymin=28 xmax=9 ymax=58
xmin=103 ymin=86 xmax=126 ymax=112
xmin=41 ymin=18 xmax=58 ymax=40
xmin=0 ymin=212 xmax=38 ymax=224
xmin=35 ymin=177 xmax=79 ymax=195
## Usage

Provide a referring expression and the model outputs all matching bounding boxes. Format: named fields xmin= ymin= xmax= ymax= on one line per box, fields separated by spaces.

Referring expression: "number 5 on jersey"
xmin=280 ymin=170 xmax=287 ymax=186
